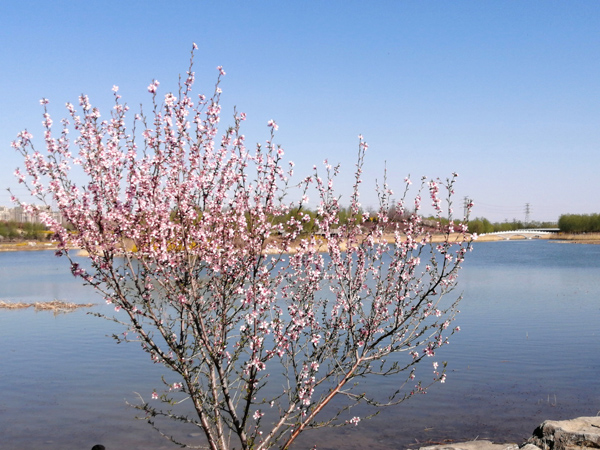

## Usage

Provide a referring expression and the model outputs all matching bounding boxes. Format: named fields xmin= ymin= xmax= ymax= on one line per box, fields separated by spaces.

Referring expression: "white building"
xmin=0 ymin=205 xmax=65 ymax=225
xmin=0 ymin=206 xmax=10 ymax=221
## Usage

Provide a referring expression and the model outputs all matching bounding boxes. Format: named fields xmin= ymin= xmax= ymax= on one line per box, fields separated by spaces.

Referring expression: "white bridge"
xmin=480 ymin=228 xmax=560 ymax=240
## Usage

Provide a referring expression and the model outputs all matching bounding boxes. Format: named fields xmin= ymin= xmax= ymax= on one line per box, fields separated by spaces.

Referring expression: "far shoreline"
xmin=0 ymin=241 xmax=58 ymax=252
xmin=1 ymin=232 xmax=599 ymax=254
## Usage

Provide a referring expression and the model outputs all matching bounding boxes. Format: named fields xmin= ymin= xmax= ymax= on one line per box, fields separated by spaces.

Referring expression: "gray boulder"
xmin=409 ymin=441 xmax=518 ymax=450
xmin=409 ymin=417 xmax=600 ymax=450
xmin=525 ymin=416 xmax=600 ymax=450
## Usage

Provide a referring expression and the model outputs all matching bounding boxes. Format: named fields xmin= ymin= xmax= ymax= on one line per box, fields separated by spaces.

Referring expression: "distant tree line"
xmin=558 ymin=214 xmax=600 ymax=233
xmin=0 ymin=221 xmax=49 ymax=241
xmin=12 ymin=210 xmax=594 ymax=241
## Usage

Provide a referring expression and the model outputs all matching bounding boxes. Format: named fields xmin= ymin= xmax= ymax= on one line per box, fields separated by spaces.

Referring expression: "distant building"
xmin=0 ymin=205 xmax=65 ymax=225
xmin=11 ymin=206 xmax=35 ymax=223
xmin=0 ymin=206 xmax=10 ymax=221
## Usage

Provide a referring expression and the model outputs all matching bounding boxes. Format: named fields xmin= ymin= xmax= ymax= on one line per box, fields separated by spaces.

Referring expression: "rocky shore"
xmin=86 ymin=417 xmax=600 ymax=450
xmin=409 ymin=417 xmax=600 ymax=450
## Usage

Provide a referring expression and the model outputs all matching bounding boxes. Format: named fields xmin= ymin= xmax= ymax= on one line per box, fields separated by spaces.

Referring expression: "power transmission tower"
xmin=524 ymin=203 xmax=531 ymax=224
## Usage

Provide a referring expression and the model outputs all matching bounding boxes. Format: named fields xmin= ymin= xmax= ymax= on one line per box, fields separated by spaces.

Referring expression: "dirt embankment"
xmin=2 ymin=232 xmax=599 ymax=254
xmin=549 ymin=232 xmax=600 ymax=244
xmin=0 ymin=234 xmax=476 ymax=254
xmin=0 ymin=241 xmax=59 ymax=252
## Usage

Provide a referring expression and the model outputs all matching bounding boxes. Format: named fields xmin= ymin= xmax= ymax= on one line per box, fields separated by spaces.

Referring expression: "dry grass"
xmin=550 ymin=233 xmax=600 ymax=244
xmin=0 ymin=300 xmax=95 ymax=315
xmin=0 ymin=241 xmax=57 ymax=252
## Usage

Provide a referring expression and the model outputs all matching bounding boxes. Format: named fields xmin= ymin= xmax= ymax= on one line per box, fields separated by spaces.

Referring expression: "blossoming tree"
xmin=11 ymin=46 xmax=473 ymax=450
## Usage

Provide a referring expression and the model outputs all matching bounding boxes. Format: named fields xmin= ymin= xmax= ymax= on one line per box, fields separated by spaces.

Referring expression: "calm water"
xmin=0 ymin=241 xmax=599 ymax=450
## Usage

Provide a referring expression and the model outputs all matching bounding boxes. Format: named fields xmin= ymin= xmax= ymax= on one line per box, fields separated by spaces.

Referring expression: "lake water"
xmin=0 ymin=241 xmax=599 ymax=450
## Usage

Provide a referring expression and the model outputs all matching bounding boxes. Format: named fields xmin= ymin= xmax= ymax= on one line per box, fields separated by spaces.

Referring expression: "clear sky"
xmin=2 ymin=1 xmax=599 ymax=223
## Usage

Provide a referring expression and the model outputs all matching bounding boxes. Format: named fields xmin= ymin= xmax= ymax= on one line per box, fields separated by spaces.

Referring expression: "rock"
xmin=409 ymin=417 xmax=600 ymax=450
xmin=408 ymin=441 xmax=519 ymax=450
xmin=525 ymin=417 xmax=600 ymax=450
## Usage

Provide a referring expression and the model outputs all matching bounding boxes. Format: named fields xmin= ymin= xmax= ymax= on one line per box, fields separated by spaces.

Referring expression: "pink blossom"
xmin=148 ymin=80 xmax=159 ymax=94
xmin=10 ymin=50 xmax=472 ymax=450
xmin=348 ymin=416 xmax=361 ymax=426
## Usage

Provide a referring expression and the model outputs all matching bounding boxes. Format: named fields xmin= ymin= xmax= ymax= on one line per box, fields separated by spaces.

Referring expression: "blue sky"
xmin=1 ymin=1 xmax=599 ymax=222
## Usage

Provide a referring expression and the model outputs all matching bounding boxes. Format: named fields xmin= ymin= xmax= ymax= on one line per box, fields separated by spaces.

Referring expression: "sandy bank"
xmin=2 ymin=232 xmax=598 ymax=255
xmin=0 ymin=241 xmax=58 ymax=252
